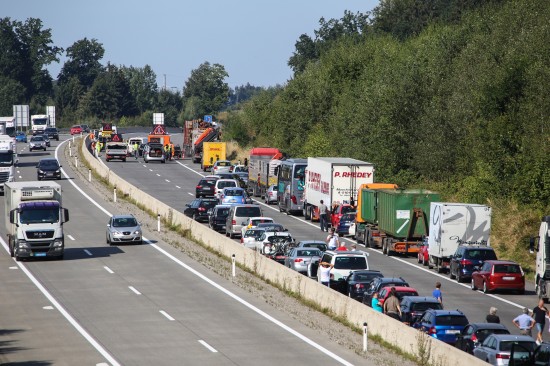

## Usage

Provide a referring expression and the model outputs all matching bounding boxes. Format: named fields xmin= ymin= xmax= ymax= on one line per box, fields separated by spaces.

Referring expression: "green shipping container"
xmin=377 ymin=189 xmax=440 ymax=240
xmin=360 ymin=189 xmax=379 ymax=224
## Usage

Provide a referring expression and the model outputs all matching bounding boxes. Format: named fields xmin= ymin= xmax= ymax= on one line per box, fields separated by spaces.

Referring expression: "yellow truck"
xmin=201 ymin=142 xmax=227 ymax=171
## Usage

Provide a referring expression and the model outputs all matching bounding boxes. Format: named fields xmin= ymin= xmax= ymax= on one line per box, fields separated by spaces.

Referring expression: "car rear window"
xmin=500 ymin=341 xmax=535 ymax=352
xmin=494 ymin=264 xmax=521 ymax=273
xmin=216 ymin=208 xmax=230 ymax=216
xmin=297 ymin=249 xmax=321 ymax=257
xmin=235 ymin=206 xmax=261 ymax=217
xmin=475 ymin=329 xmax=510 ymax=343
xmin=465 ymin=249 xmax=497 ymax=260
xmin=200 ymin=179 xmax=216 ymax=186
xmin=341 ymin=206 xmax=354 ymax=215
xmin=303 ymin=243 xmax=327 ymax=251
xmin=201 ymin=201 xmax=218 ymax=209
xmin=436 ymin=315 xmax=469 ymax=326
xmin=216 ymin=161 xmax=231 ymax=166
xmin=225 ymin=189 xmax=244 ymax=196
xmin=411 ymin=302 xmax=442 ymax=312
xmin=334 ymin=256 xmax=367 ymax=270
xmin=218 ymin=181 xmax=237 ymax=189
xmin=396 ymin=290 xmax=419 ymax=299
xmin=252 ymin=218 xmax=273 ymax=225
xmin=354 ymin=273 xmax=382 ymax=282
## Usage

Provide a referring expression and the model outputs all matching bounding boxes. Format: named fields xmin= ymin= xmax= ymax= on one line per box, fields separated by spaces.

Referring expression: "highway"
xmin=0 ymin=135 xmax=372 ymax=365
xmin=105 ymin=130 xmax=539 ymax=338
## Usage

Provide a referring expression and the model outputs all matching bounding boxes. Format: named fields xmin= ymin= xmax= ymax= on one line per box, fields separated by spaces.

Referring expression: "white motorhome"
xmin=428 ymin=202 xmax=492 ymax=272
xmin=4 ymin=181 xmax=69 ymax=260
xmin=31 ymin=114 xmax=50 ymax=135
xmin=0 ymin=135 xmax=18 ymax=193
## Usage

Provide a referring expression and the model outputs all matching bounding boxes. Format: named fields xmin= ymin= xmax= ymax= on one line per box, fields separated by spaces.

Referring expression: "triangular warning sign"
xmin=152 ymin=125 xmax=166 ymax=135
xmin=111 ymin=134 xmax=121 ymax=142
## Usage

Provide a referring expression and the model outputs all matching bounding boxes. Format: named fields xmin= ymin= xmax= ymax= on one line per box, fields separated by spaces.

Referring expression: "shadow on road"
xmin=61 ymin=246 xmax=125 ymax=260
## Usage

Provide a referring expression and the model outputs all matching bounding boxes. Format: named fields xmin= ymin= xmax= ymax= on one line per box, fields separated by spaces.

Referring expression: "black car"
xmin=196 ymin=178 xmax=218 ymax=198
xmin=449 ymin=245 xmax=497 ymax=282
xmin=44 ymin=127 xmax=60 ymax=141
xmin=184 ymin=198 xmax=218 ymax=222
xmin=36 ymin=158 xmax=62 ymax=180
xmin=362 ymin=277 xmax=409 ymax=307
xmin=208 ymin=205 xmax=231 ymax=231
xmin=455 ymin=323 xmax=510 ymax=354
xmin=343 ymin=270 xmax=384 ymax=300
xmin=400 ymin=296 xmax=443 ymax=325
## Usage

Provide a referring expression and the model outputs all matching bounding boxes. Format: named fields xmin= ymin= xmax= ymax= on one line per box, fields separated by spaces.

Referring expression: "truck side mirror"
xmin=9 ymin=209 xmax=16 ymax=224
xmin=63 ymin=208 xmax=70 ymax=223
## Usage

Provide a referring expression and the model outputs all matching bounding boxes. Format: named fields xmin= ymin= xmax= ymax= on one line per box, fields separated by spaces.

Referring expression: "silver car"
xmin=265 ymin=184 xmax=278 ymax=204
xmin=106 ymin=214 xmax=142 ymax=245
xmin=473 ymin=334 xmax=535 ymax=365
xmin=29 ymin=135 xmax=47 ymax=151
xmin=284 ymin=248 xmax=322 ymax=274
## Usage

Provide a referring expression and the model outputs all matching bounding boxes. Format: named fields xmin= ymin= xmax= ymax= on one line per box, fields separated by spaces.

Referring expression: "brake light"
xmin=471 ymin=334 xmax=478 ymax=343
xmin=460 ymin=259 xmax=473 ymax=266
xmin=198 ymin=207 xmax=205 ymax=212
xmin=355 ymin=284 xmax=364 ymax=289
xmin=428 ymin=327 xmax=437 ymax=335
xmin=232 ymin=220 xmax=236 ymax=225
xmin=294 ymin=258 xmax=303 ymax=263
xmin=196 ymin=185 xmax=202 ymax=189
xmin=495 ymin=354 xmax=510 ymax=360
xmin=291 ymin=195 xmax=297 ymax=204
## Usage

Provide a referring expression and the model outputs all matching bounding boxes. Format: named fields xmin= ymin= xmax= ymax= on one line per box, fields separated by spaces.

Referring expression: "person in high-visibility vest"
xmin=133 ymin=142 xmax=139 ymax=159
xmin=95 ymin=140 xmax=101 ymax=156
xmin=163 ymin=144 xmax=170 ymax=161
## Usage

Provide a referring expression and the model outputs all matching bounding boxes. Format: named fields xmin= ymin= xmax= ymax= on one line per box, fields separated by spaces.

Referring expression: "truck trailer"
xmin=202 ymin=142 xmax=227 ymax=171
xmin=4 ymin=181 xmax=69 ymax=260
xmin=428 ymin=202 xmax=492 ymax=273
xmin=355 ymin=183 xmax=399 ymax=244
xmin=302 ymin=157 xmax=374 ymax=222
xmin=247 ymin=147 xmax=283 ymax=197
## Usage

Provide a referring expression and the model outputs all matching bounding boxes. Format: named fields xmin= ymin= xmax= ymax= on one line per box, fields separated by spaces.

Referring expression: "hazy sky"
xmin=4 ymin=0 xmax=378 ymax=90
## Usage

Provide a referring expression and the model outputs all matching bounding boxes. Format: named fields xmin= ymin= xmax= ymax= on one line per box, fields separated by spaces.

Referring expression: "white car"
xmin=240 ymin=216 xmax=274 ymax=237
xmin=311 ymin=250 xmax=369 ymax=284
xmin=212 ymin=160 xmax=232 ymax=174
xmin=265 ymin=185 xmax=278 ymax=204
xmin=259 ymin=231 xmax=293 ymax=254
xmin=241 ymin=228 xmax=266 ymax=250
xmin=214 ymin=179 xmax=239 ymax=199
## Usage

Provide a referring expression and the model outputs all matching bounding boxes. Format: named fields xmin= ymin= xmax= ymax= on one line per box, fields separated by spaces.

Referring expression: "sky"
xmin=4 ymin=0 xmax=379 ymax=90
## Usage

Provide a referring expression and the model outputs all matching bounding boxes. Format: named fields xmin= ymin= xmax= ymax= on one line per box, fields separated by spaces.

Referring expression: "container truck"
xmin=247 ymin=147 xmax=283 ymax=197
xmin=202 ymin=142 xmax=227 ymax=171
xmin=361 ymin=189 xmax=440 ymax=256
xmin=428 ymin=202 xmax=492 ymax=273
xmin=4 ymin=181 xmax=69 ymax=260
xmin=302 ymin=157 xmax=374 ymax=222
xmin=355 ymin=183 xmax=399 ymax=244
xmin=31 ymin=114 xmax=50 ymax=135
xmin=530 ymin=216 xmax=550 ymax=302
xmin=0 ymin=135 xmax=18 ymax=193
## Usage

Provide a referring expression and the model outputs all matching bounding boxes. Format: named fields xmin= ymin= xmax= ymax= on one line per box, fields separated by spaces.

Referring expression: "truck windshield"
xmin=20 ymin=208 xmax=59 ymax=224
xmin=33 ymin=119 xmax=48 ymax=125
xmin=0 ymin=152 xmax=14 ymax=166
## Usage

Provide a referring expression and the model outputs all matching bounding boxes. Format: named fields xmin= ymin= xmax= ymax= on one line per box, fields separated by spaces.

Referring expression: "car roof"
xmin=324 ymin=250 xmax=368 ymax=256
xmin=380 ymin=286 xmax=416 ymax=292
xmin=400 ymin=296 xmax=440 ymax=303
xmin=466 ymin=323 xmax=509 ymax=330
xmin=249 ymin=216 xmax=272 ymax=220
xmin=483 ymin=260 xmax=519 ymax=265
xmin=489 ymin=334 xmax=535 ymax=342
xmin=199 ymin=198 xmax=218 ymax=202
xmin=39 ymin=158 xmax=59 ymax=163
xmin=112 ymin=214 xmax=135 ymax=219
xmin=427 ymin=309 xmax=465 ymax=316
xmin=378 ymin=277 xmax=407 ymax=283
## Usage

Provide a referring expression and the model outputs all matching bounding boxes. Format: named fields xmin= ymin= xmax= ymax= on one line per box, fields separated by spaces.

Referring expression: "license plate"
xmin=34 ymin=252 xmax=47 ymax=257
xmin=503 ymin=276 xmax=516 ymax=280
xmin=445 ymin=330 xmax=460 ymax=334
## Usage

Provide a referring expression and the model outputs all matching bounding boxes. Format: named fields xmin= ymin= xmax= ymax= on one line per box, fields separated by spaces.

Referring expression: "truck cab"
xmin=531 ymin=216 xmax=550 ymax=302
xmin=31 ymin=114 xmax=50 ymax=135
xmin=0 ymin=135 xmax=18 ymax=193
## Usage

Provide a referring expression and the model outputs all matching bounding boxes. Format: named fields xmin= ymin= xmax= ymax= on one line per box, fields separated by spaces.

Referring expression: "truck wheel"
xmin=367 ymin=230 xmax=375 ymax=248
xmin=304 ymin=206 xmax=310 ymax=220
xmin=9 ymin=238 xmax=14 ymax=258
xmin=382 ymin=239 xmax=387 ymax=255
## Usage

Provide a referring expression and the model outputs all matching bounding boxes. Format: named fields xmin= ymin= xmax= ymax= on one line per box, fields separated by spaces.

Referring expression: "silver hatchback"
xmin=106 ymin=214 xmax=142 ymax=245
xmin=284 ymin=248 xmax=322 ymax=274
xmin=29 ymin=136 xmax=47 ymax=151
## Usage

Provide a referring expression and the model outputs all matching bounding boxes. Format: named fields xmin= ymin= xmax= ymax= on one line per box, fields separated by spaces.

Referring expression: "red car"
xmin=70 ymin=125 xmax=83 ymax=135
xmin=470 ymin=260 xmax=525 ymax=294
xmin=417 ymin=242 xmax=429 ymax=266
xmin=330 ymin=204 xmax=355 ymax=229
xmin=377 ymin=286 xmax=419 ymax=307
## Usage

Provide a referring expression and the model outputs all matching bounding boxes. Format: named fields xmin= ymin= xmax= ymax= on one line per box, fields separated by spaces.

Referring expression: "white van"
xmin=225 ymin=204 xmax=262 ymax=238
xmin=128 ymin=137 xmax=145 ymax=155
xmin=214 ymin=179 xmax=239 ymax=199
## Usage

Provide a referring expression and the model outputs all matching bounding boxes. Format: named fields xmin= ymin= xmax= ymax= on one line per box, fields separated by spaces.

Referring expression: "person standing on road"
xmin=319 ymin=200 xmax=328 ymax=232
xmin=486 ymin=307 xmax=500 ymax=323
xmin=514 ymin=308 xmax=535 ymax=336
xmin=326 ymin=228 xmax=339 ymax=251
xmin=383 ymin=287 xmax=402 ymax=321
xmin=532 ymin=299 xmax=549 ymax=344
xmin=371 ymin=292 xmax=383 ymax=313
xmin=133 ymin=142 xmax=139 ymax=159
xmin=318 ymin=261 xmax=333 ymax=287
xmin=432 ymin=282 xmax=443 ymax=307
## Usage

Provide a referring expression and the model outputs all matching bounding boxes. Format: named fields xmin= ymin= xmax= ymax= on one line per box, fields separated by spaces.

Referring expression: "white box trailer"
xmin=428 ymin=202 xmax=492 ymax=271
xmin=303 ymin=157 xmax=374 ymax=220
xmin=4 ymin=181 xmax=68 ymax=260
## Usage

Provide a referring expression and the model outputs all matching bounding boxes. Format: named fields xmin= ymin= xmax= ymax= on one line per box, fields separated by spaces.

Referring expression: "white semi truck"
xmin=531 ymin=216 xmax=550 ymax=302
xmin=428 ymin=202 xmax=492 ymax=273
xmin=302 ymin=157 xmax=374 ymax=221
xmin=4 ymin=181 xmax=69 ymax=260
xmin=31 ymin=114 xmax=50 ymax=135
xmin=0 ymin=135 xmax=18 ymax=193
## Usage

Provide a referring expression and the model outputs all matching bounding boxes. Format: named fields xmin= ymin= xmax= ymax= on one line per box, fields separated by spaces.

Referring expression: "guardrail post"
xmin=363 ymin=322 xmax=368 ymax=352
xmin=157 ymin=214 xmax=161 ymax=232
xmin=113 ymin=186 xmax=117 ymax=203
xmin=88 ymin=169 xmax=91 ymax=182
xmin=232 ymin=254 xmax=236 ymax=277
xmin=75 ymin=156 xmax=78 ymax=168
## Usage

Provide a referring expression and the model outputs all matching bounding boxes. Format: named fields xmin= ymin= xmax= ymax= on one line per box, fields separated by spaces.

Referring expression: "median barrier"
xmin=80 ymin=137 xmax=486 ymax=366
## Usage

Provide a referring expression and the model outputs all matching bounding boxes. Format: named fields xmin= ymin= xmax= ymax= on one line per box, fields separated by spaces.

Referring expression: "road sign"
xmin=111 ymin=134 xmax=122 ymax=142
xmin=152 ymin=125 xmax=166 ymax=135
xmin=153 ymin=113 xmax=164 ymax=125
xmin=13 ymin=105 xmax=29 ymax=128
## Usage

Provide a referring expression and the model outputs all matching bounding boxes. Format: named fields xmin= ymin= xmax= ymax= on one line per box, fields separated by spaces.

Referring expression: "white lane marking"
xmin=97 ymin=363 xmax=109 ymax=366
xmin=67 ymin=235 xmax=75 ymax=241
xmin=104 ymin=266 xmax=114 ymax=274
xmin=0 ymin=236 xmax=121 ymax=366
xmin=129 ymin=286 xmax=142 ymax=295
xmin=9 ymin=266 xmax=18 ymax=270
xmin=165 ymin=179 xmax=170 ymax=183
xmin=198 ymin=340 xmax=218 ymax=353
xmin=17 ymin=170 xmax=20 ymax=173
xmin=396 ymin=219 xmax=409 ymax=234
xmin=84 ymin=249 xmax=93 ymax=256
xmin=187 ymin=192 xmax=194 ymax=196
xmin=175 ymin=185 xmax=181 ymax=189
xmin=18 ymin=176 xmax=22 ymax=179
xmin=159 ymin=310 xmax=175 ymax=321
xmin=43 ymin=306 xmax=54 ymax=310
xmin=149 ymin=169 xmax=153 ymax=172
xmin=143 ymin=164 xmax=147 ymax=167
xmin=156 ymin=173 xmax=161 ymax=177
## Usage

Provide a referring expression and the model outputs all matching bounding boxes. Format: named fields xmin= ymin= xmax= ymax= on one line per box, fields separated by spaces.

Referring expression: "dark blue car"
xmin=336 ymin=212 xmax=356 ymax=236
xmin=413 ymin=309 xmax=469 ymax=345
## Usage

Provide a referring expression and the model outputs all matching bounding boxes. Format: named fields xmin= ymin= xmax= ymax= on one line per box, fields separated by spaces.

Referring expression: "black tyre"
xmin=9 ymin=238 xmax=14 ymax=258
xmin=483 ymin=281 xmax=489 ymax=294
xmin=367 ymin=230 xmax=375 ymax=248
xmin=449 ymin=267 xmax=456 ymax=279
xmin=192 ymin=213 xmax=198 ymax=221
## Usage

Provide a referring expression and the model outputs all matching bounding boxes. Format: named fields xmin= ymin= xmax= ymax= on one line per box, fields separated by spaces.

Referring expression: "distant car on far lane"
xmin=70 ymin=125 xmax=83 ymax=135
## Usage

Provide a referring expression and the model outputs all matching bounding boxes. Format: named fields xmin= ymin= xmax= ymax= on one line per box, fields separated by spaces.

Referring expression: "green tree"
xmin=122 ymin=65 xmax=158 ymax=113
xmin=58 ymin=38 xmax=105 ymax=90
xmin=182 ymin=62 xmax=229 ymax=117
xmin=0 ymin=76 xmax=25 ymax=115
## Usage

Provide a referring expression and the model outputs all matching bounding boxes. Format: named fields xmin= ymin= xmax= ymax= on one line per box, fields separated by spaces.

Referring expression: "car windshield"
xmin=436 ymin=315 xmax=469 ymax=326
xmin=234 ymin=166 xmax=247 ymax=172
xmin=494 ymin=264 xmax=521 ymax=273
xmin=0 ymin=152 xmax=13 ymax=165
xmin=31 ymin=136 xmax=44 ymax=141
xmin=411 ymin=302 xmax=442 ymax=312
xmin=45 ymin=128 xmax=56 ymax=132
xmin=225 ymin=189 xmax=244 ymax=196
xmin=245 ymin=229 xmax=264 ymax=238
xmin=500 ymin=341 xmax=535 ymax=352
xmin=465 ymin=249 xmax=497 ymax=260
xmin=296 ymin=249 xmax=321 ymax=257
xmin=113 ymin=218 xmax=138 ymax=227
xmin=334 ymin=256 xmax=367 ymax=270
xmin=40 ymin=160 xmax=59 ymax=168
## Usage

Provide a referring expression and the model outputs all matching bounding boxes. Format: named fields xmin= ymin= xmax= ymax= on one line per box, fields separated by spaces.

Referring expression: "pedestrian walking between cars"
xmin=319 ymin=200 xmax=328 ymax=232
xmin=514 ymin=307 xmax=534 ymax=336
